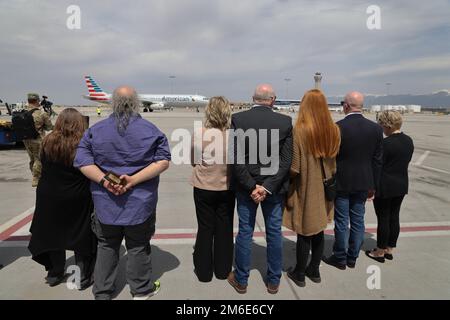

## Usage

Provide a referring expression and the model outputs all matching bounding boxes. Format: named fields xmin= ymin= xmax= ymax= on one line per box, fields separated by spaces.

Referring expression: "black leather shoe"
xmin=79 ymin=277 xmax=94 ymax=291
xmin=322 ymin=255 xmax=346 ymax=270
xmin=384 ymin=253 xmax=394 ymax=260
xmin=305 ymin=267 xmax=321 ymax=283
xmin=347 ymin=260 xmax=356 ymax=269
xmin=365 ymin=250 xmax=385 ymax=263
xmin=46 ymin=274 xmax=65 ymax=287
xmin=287 ymin=269 xmax=306 ymax=287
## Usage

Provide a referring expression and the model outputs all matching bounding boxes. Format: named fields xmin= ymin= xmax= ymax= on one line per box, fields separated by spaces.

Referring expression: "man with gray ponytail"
xmin=74 ymin=86 xmax=171 ymax=300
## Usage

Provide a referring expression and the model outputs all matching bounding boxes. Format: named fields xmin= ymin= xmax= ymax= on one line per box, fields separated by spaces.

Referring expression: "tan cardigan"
xmin=283 ymin=130 xmax=337 ymax=236
xmin=190 ymin=128 xmax=230 ymax=191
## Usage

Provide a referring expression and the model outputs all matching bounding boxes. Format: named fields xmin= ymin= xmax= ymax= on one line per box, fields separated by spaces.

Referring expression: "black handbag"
xmin=320 ymin=158 xmax=336 ymax=201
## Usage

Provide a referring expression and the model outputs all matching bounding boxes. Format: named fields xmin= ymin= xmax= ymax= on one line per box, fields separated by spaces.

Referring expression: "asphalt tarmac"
xmin=0 ymin=109 xmax=449 ymax=300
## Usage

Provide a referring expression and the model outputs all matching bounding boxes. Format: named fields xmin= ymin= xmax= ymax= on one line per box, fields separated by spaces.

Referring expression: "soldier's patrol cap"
xmin=27 ymin=93 xmax=40 ymax=100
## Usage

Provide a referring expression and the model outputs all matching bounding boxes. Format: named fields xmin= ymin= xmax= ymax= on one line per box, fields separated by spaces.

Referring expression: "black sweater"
xmin=377 ymin=132 xmax=414 ymax=199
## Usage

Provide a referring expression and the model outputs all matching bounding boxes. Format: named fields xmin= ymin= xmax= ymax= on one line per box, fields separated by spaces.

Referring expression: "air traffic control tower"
xmin=314 ymin=72 xmax=323 ymax=90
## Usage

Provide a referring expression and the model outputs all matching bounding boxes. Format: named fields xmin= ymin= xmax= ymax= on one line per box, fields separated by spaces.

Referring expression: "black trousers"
xmin=193 ymin=187 xmax=235 ymax=282
xmin=47 ymin=250 xmax=95 ymax=286
xmin=373 ymin=196 xmax=405 ymax=249
xmin=294 ymin=232 xmax=324 ymax=275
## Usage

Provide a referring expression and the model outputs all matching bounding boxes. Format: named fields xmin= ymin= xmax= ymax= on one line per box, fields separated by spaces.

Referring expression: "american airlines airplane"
xmin=274 ymin=99 xmax=343 ymax=112
xmin=83 ymin=76 xmax=209 ymax=112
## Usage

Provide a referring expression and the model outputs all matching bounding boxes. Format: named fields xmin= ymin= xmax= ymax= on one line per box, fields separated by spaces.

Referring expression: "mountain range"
xmin=328 ymin=90 xmax=450 ymax=108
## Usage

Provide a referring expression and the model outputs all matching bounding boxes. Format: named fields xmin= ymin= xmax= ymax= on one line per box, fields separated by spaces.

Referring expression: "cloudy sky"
xmin=1 ymin=0 xmax=449 ymax=104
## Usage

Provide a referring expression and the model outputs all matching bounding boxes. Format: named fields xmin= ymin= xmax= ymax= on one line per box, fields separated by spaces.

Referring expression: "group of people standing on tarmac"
xmin=191 ymin=86 xmax=414 ymax=293
xmin=24 ymin=83 xmax=413 ymax=299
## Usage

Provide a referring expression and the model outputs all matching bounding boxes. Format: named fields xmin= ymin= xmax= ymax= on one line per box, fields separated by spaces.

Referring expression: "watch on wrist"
xmin=99 ymin=176 xmax=107 ymax=187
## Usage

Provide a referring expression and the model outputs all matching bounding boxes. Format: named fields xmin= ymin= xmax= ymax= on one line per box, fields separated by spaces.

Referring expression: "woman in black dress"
xmin=366 ymin=110 xmax=414 ymax=263
xmin=28 ymin=108 xmax=96 ymax=289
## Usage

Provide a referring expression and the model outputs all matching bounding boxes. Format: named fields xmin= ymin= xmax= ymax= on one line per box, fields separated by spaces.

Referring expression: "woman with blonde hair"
xmin=284 ymin=89 xmax=341 ymax=287
xmin=190 ymin=96 xmax=235 ymax=282
xmin=366 ymin=110 xmax=414 ymax=263
xmin=29 ymin=108 xmax=96 ymax=289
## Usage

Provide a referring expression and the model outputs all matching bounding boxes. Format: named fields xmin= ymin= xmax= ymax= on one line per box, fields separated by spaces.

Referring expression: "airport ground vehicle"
xmin=0 ymin=119 xmax=17 ymax=145
xmin=0 ymin=97 xmax=57 ymax=145
xmin=0 ymin=100 xmax=16 ymax=145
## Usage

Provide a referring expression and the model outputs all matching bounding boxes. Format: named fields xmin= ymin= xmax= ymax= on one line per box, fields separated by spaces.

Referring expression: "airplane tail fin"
xmin=84 ymin=76 xmax=109 ymax=102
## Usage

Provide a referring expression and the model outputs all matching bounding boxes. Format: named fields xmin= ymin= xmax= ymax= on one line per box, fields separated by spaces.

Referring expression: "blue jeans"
xmin=333 ymin=192 xmax=368 ymax=264
xmin=234 ymin=192 xmax=284 ymax=286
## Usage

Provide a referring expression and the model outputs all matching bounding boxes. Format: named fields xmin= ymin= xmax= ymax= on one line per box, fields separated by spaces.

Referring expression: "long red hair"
xmin=295 ymin=89 xmax=340 ymax=158
xmin=41 ymin=108 xmax=87 ymax=166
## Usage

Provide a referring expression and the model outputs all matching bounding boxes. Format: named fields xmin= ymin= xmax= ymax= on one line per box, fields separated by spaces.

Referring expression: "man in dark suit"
xmin=227 ymin=84 xmax=293 ymax=294
xmin=324 ymin=91 xmax=383 ymax=270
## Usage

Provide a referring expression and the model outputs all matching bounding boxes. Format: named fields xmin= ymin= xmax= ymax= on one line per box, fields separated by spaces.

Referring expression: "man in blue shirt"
xmin=74 ymin=86 xmax=171 ymax=300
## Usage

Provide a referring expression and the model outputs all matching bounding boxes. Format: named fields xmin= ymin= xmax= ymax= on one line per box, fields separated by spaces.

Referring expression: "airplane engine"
xmin=151 ymin=102 xmax=165 ymax=110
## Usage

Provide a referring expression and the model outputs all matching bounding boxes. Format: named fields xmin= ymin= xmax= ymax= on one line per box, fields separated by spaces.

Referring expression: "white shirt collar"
xmin=253 ymin=104 xmax=273 ymax=110
xmin=345 ymin=112 xmax=363 ymax=118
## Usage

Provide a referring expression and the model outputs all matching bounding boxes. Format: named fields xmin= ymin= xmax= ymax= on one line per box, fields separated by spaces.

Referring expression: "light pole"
xmin=284 ymin=78 xmax=291 ymax=99
xmin=169 ymin=76 xmax=176 ymax=95
xmin=386 ymin=82 xmax=392 ymax=96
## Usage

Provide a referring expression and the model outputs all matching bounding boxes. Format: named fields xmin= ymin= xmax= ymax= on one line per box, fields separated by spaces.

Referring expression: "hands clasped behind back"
xmin=251 ymin=185 xmax=268 ymax=204
xmin=102 ymin=175 xmax=136 ymax=196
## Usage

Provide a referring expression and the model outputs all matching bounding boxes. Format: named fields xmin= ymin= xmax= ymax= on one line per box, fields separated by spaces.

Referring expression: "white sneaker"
xmin=133 ymin=280 xmax=161 ymax=300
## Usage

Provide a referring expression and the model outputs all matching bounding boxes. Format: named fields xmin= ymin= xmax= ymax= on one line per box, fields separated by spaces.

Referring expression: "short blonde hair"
xmin=378 ymin=110 xmax=403 ymax=130
xmin=205 ymin=96 xmax=231 ymax=130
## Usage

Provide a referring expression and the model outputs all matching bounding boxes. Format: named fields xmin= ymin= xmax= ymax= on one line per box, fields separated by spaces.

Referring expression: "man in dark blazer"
xmin=227 ymin=84 xmax=293 ymax=294
xmin=324 ymin=91 xmax=383 ymax=270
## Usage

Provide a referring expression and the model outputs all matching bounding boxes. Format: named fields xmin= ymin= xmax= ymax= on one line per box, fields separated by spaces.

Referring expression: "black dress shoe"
xmin=79 ymin=277 xmax=94 ymax=291
xmin=384 ymin=253 xmax=394 ymax=260
xmin=365 ymin=250 xmax=385 ymax=263
xmin=305 ymin=267 xmax=321 ymax=283
xmin=46 ymin=274 xmax=65 ymax=287
xmin=347 ymin=261 xmax=356 ymax=269
xmin=322 ymin=256 xmax=346 ymax=270
xmin=287 ymin=269 xmax=305 ymax=287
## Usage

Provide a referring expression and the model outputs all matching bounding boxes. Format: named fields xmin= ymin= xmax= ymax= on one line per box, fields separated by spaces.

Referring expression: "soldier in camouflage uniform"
xmin=23 ymin=93 xmax=53 ymax=187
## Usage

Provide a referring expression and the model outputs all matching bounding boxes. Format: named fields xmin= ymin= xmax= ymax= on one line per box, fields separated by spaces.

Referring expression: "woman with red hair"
xmin=284 ymin=89 xmax=341 ymax=287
